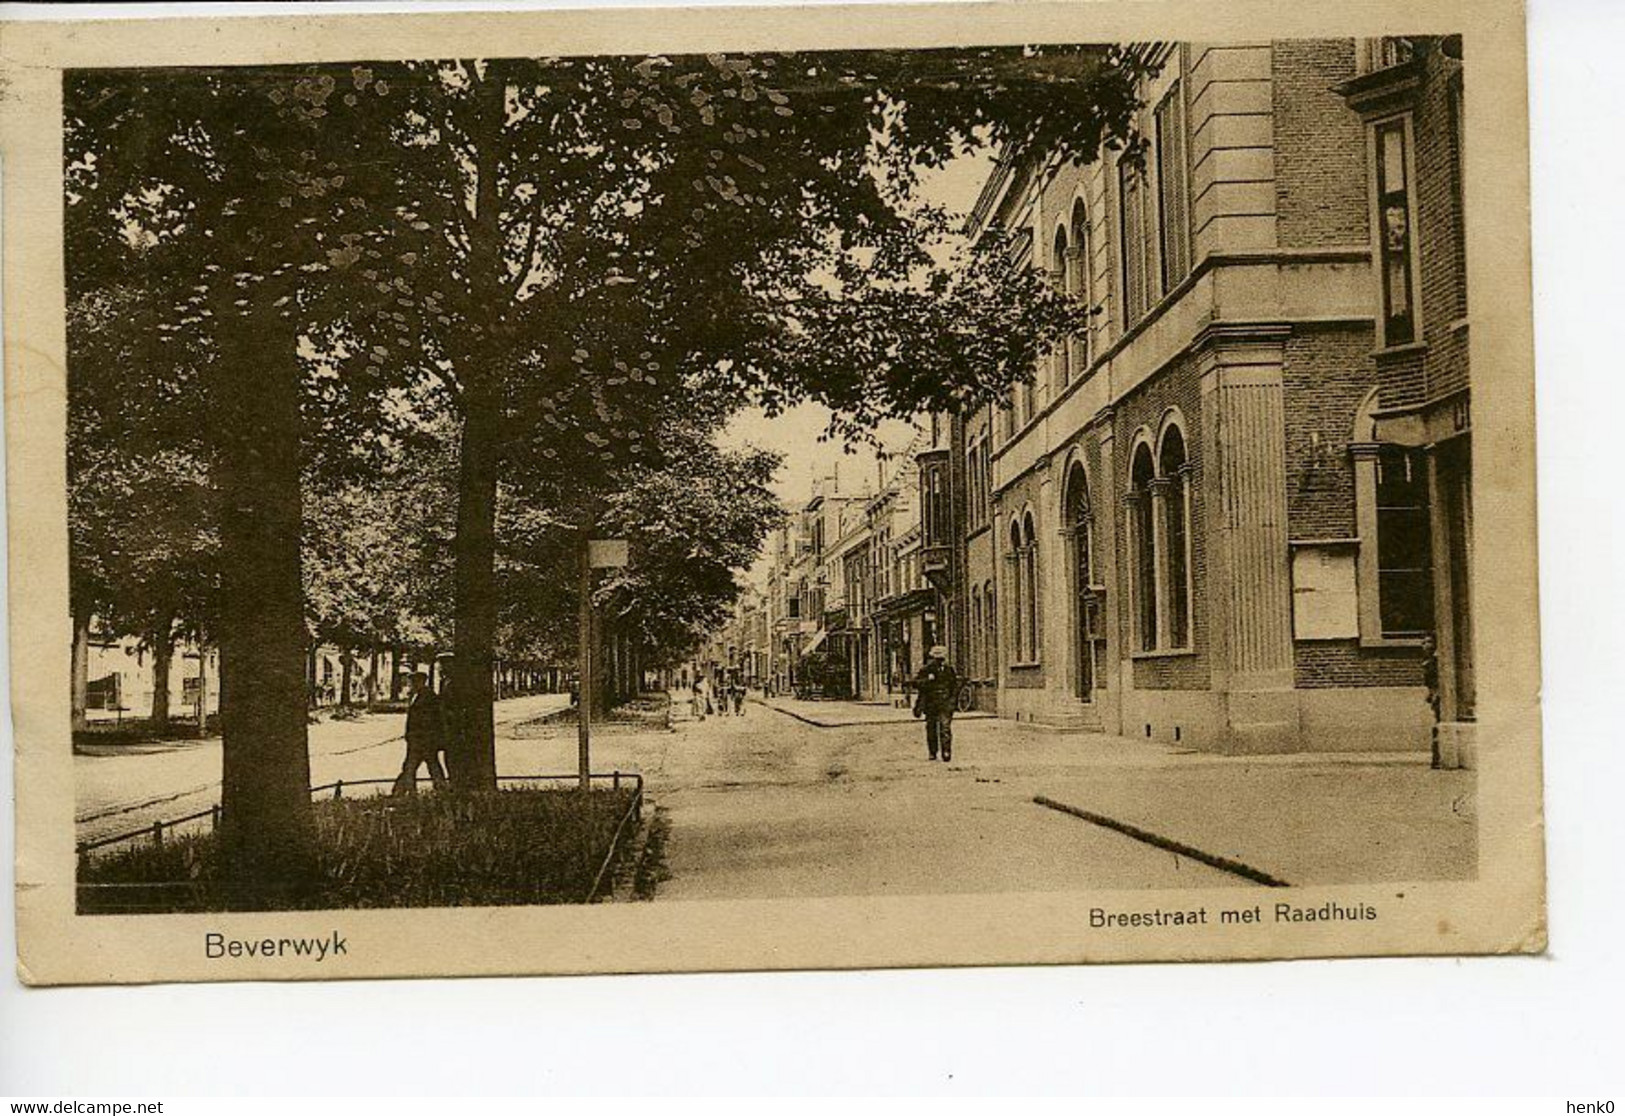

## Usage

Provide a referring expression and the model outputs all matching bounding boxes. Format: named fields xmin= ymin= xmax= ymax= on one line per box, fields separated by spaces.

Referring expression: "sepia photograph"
xmin=5 ymin=1 xmax=1542 ymax=985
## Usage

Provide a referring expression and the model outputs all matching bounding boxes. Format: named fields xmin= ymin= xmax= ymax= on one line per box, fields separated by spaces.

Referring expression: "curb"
xmin=1032 ymin=794 xmax=1291 ymax=888
xmin=759 ymin=701 xmax=993 ymax=730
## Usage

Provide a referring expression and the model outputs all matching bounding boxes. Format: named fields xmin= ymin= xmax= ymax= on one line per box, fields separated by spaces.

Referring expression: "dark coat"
xmin=911 ymin=659 xmax=960 ymax=717
xmin=404 ymin=688 xmax=447 ymax=752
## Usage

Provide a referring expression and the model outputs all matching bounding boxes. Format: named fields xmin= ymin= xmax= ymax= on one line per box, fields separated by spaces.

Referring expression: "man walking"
xmin=911 ymin=644 xmax=960 ymax=763
xmin=392 ymin=670 xmax=449 ymax=794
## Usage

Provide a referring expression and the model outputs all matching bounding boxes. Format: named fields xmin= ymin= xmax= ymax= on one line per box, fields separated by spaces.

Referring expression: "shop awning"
xmin=800 ymin=627 xmax=830 ymax=656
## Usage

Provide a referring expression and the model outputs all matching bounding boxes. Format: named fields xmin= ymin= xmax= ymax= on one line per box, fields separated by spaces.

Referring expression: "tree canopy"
xmin=64 ymin=44 xmax=1152 ymax=857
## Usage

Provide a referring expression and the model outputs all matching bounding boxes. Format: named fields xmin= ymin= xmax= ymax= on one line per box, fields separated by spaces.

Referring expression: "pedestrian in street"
xmin=732 ymin=679 xmax=747 ymax=716
xmin=911 ymin=645 xmax=960 ymax=763
xmin=392 ymin=670 xmax=448 ymax=795
xmin=691 ymin=678 xmax=707 ymax=721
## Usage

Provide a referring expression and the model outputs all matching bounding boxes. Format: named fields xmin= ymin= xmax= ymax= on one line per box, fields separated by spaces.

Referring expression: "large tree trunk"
xmin=149 ymin=616 xmax=174 ymax=732
xmin=444 ymin=64 xmax=510 ymax=794
xmin=70 ymin=605 xmax=90 ymax=734
xmin=216 ymin=307 xmax=313 ymax=908
xmin=339 ymin=646 xmax=354 ymax=709
xmin=448 ymin=386 xmax=501 ymax=791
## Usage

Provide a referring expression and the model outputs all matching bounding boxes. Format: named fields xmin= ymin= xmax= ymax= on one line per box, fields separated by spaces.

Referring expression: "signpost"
xmin=578 ymin=537 xmax=629 ymax=791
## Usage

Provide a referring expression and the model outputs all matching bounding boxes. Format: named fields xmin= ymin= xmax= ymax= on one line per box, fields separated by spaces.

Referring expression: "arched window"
xmin=1022 ymin=510 xmax=1040 ymax=663
xmin=1069 ymin=199 xmax=1092 ymax=373
xmin=1064 ymin=461 xmax=1097 ymax=698
xmin=1130 ymin=441 xmax=1158 ymax=651
xmin=1008 ymin=518 xmax=1026 ymax=663
xmin=1351 ymin=390 xmax=1435 ymax=641
xmin=1159 ymin=423 xmax=1192 ymax=649
xmin=983 ymin=579 xmax=998 ymax=677
xmin=1052 ymin=225 xmax=1072 ymax=386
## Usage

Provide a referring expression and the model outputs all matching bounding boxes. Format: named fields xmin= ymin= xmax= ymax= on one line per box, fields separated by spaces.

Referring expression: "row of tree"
xmin=66 ymin=47 xmax=1151 ymax=905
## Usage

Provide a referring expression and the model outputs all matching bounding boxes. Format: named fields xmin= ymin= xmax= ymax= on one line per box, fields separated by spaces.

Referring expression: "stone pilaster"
xmin=1095 ymin=418 xmax=1121 ymax=734
xmin=1198 ymin=326 xmax=1299 ymax=751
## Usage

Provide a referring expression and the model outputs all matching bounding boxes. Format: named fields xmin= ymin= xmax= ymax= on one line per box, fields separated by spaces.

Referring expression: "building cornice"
xmin=987 ymin=245 xmax=1375 ymax=484
xmin=1333 ymin=57 xmax=1425 ymax=117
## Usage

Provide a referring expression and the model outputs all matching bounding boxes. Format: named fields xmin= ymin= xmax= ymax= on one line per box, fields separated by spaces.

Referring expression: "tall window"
xmin=1065 ymin=463 xmax=1098 ymax=698
xmin=1008 ymin=519 xmax=1026 ymax=662
xmin=1129 ymin=444 xmax=1158 ymax=650
xmin=1154 ymin=82 xmax=1191 ymax=294
xmin=922 ymin=468 xmax=945 ymax=547
xmin=970 ymin=588 xmax=983 ymax=679
xmin=1022 ymin=510 xmax=1041 ymax=664
xmin=981 ymin=440 xmax=992 ymax=519
xmin=1119 ymin=160 xmax=1150 ymax=327
xmin=1068 ymin=200 xmax=1092 ymax=373
xmin=1052 ymin=225 xmax=1072 ymax=385
xmin=965 ymin=442 xmax=979 ymax=531
xmin=1374 ymin=117 xmax=1418 ymax=346
xmin=1375 ymin=445 xmax=1433 ymax=637
xmin=966 ymin=436 xmax=993 ymax=531
xmin=983 ymin=581 xmax=997 ymax=677
xmin=1159 ymin=426 xmax=1192 ymax=649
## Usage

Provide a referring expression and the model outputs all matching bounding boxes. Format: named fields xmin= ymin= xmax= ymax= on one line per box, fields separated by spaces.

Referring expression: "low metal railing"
xmin=76 ymin=771 xmax=645 ymax=857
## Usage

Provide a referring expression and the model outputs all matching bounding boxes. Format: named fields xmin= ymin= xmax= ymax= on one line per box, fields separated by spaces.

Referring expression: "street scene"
xmin=77 ymin=692 xmax=1473 ymax=896
xmin=65 ymin=36 xmax=1478 ymax=912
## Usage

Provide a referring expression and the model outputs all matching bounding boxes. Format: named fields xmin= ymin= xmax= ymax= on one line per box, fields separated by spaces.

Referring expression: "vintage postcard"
xmin=3 ymin=0 xmax=1543 ymax=985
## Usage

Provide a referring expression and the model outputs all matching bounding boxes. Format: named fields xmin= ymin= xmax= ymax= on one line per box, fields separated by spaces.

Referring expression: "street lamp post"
xmin=577 ymin=538 xmax=593 ymax=793
xmin=579 ymin=536 xmax=630 ymax=792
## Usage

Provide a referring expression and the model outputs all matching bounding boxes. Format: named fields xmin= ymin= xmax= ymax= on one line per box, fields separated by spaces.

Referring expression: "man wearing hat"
xmin=911 ymin=644 xmax=961 ymax=763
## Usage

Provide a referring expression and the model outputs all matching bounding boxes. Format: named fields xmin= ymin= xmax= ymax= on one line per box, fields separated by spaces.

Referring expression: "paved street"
xmin=554 ymin=696 xmax=1472 ymax=897
xmin=79 ymin=692 xmax=1475 ymax=895
xmin=499 ymin=696 xmax=1247 ymax=898
xmin=74 ymin=693 xmax=572 ymax=846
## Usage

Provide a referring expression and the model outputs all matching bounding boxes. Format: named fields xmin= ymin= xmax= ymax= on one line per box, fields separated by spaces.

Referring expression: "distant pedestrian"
xmin=732 ymin=680 xmax=747 ymax=716
xmin=691 ymin=679 xmax=707 ymax=721
xmin=392 ymin=670 xmax=448 ymax=794
xmin=911 ymin=645 xmax=960 ymax=763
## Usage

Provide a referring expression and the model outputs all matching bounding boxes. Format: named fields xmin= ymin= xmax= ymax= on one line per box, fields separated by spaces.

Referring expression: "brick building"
xmin=1335 ymin=35 xmax=1474 ymax=764
xmin=948 ymin=38 xmax=1471 ymax=755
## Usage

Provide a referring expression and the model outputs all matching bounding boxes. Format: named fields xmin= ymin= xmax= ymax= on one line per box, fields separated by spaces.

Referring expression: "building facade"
xmin=951 ymin=38 xmax=1470 ymax=757
xmin=1335 ymin=36 xmax=1474 ymax=765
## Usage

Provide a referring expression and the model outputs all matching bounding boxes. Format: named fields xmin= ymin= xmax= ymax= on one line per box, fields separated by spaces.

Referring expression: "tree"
xmin=66 ymin=47 xmax=1153 ymax=887
xmin=303 ymin=420 xmax=458 ymax=703
xmin=313 ymin=47 xmax=1150 ymax=788
xmin=67 ymin=280 xmax=221 ymax=732
xmin=496 ymin=420 xmax=784 ymax=702
xmin=66 ymin=66 xmax=410 ymax=903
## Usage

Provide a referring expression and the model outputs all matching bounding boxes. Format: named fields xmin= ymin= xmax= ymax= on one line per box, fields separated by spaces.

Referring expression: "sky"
xmin=719 ymin=403 xmax=923 ymax=508
xmin=717 ymin=148 xmax=992 ymax=515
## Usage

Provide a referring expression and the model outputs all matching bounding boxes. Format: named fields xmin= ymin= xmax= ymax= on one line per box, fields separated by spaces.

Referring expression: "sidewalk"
xmin=757 ymin=694 xmax=994 ymax=728
xmin=950 ymin=719 xmax=1477 ymax=887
